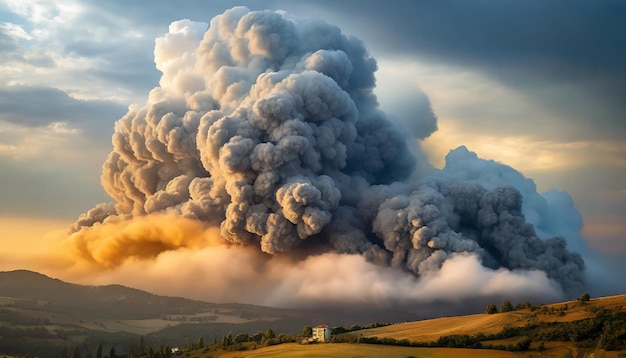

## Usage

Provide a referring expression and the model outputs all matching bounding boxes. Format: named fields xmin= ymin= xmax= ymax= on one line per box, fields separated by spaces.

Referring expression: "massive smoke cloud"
xmin=71 ymin=7 xmax=585 ymax=302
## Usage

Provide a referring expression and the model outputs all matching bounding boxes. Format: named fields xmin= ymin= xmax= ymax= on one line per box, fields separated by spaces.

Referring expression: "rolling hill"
xmin=181 ymin=294 xmax=626 ymax=357
xmin=344 ymin=294 xmax=626 ymax=343
xmin=0 ymin=270 xmax=214 ymax=319
xmin=0 ymin=270 xmax=304 ymax=357
xmin=2 ymin=270 xmax=625 ymax=358
xmin=0 ymin=270 xmax=421 ymax=357
xmin=335 ymin=294 xmax=626 ymax=357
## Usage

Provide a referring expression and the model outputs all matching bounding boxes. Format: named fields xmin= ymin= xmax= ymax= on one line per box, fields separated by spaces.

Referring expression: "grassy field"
xmin=193 ymin=342 xmax=626 ymax=358
xmin=198 ymin=343 xmax=524 ymax=358
xmin=343 ymin=311 xmax=532 ymax=342
xmin=343 ymin=294 xmax=626 ymax=343
xmin=177 ymin=294 xmax=626 ymax=357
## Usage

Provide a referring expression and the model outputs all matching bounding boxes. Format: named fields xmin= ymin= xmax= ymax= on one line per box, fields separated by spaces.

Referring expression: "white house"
xmin=312 ymin=324 xmax=331 ymax=342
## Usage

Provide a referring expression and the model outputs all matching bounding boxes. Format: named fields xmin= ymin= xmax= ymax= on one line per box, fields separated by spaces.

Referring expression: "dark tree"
xmin=264 ymin=328 xmax=275 ymax=341
xmin=251 ymin=331 xmax=264 ymax=343
xmin=95 ymin=345 xmax=102 ymax=358
xmin=301 ymin=326 xmax=313 ymax=338
xmin=234 ymin=333 xmax=250 ymax=343
xmin=579 ymin=292 xmax=591 ymax=302
xmin=197 ymin=336 xmax=204 ymax=348
xmin=501 ymin=300 xmax=514 ymax=312
xmin=221 ymin=332 xmax=233 ymax=346
xmin=108 ymin=347 xmax=116 ymax=358
xmin=331 ymin=326 xmax=348 ymax=335
xmin=485 ymin=303 xmax=498 ymax=314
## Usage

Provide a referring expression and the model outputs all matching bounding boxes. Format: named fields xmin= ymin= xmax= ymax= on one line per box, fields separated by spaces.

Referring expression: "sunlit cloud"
xmin=0 ymin=0 xmax=158 ymax=104
xmin=583 ymin=221 xmax=626 ymax=256
xmin=422 ymin=121 xmax=626 ymax=173
xmin=0 ymin=120 xmax=82 ymax=160
xmin=375 ymin=59 xmax=626 ymax=174
xmin=3 ymin=0 xmax=82 ymax=26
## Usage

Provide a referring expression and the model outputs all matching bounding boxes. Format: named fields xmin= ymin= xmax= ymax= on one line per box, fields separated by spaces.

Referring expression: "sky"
xmin=0 ymin=0 xmax=625 ymax=309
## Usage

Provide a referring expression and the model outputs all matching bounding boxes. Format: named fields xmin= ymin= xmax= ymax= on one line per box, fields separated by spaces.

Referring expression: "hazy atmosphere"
xmin=1 ymin=0 xmax=625 ymax=311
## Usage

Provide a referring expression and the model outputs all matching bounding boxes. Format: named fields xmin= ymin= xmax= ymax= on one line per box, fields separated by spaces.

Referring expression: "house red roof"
xmin=315 ymin=324 xmax=328 ymax=328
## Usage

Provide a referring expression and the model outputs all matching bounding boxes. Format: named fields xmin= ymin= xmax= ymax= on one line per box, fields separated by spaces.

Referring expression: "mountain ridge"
xmin=0 ymin=269 xmax=216 ymax=319
xmin=0 ymin=269 xmax=306 ymax=357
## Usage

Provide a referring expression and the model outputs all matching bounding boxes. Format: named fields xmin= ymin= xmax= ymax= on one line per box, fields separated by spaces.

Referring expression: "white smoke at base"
xmin=65 ymin=215 xmax=563 ymax=307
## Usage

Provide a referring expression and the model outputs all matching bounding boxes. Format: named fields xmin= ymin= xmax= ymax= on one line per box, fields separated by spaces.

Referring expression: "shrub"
xmin=436 ymin=334 xmax=481 ymax=348
xmin=514 ymin=336 xmax=532 ymax=351
xmin=485 ymin=303 xmax=498 ymax=314
xmin=501 ymin=300 xmax=513 ymax=313
xmin=330 ymin=326 xmax=348 ymax=335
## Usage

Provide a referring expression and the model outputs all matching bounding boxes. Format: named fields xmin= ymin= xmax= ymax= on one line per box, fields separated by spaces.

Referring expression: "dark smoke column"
xmin=73 ymin=7 xmax=585 ymax=296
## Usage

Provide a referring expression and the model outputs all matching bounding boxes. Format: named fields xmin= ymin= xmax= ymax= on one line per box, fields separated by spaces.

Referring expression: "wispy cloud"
xmin=1 ymin=22 xmax=32 ymax=40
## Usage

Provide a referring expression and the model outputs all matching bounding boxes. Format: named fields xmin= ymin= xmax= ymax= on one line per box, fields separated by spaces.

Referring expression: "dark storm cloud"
xmin=312 ymin=1 xmax=625 ymax=82
xmin=11 ymin=0 xmax=621 ymax=114
xmin=77 ymin=0 xmax=625 ymax=140
xmin=305 ymin=0 xmax=626 ymax=139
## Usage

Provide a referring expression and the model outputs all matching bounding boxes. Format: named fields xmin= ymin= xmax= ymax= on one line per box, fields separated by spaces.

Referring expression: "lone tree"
xmin=485 ymin=303 xmax=498 ymax=314
xmin=579 ymin=292 xmax=591 ymax=302
xmin=264 ymin=328 xmax=276 ymax=342
xmin=501 ymin=300 xmax=514 ymax=312
xmin=301 ymin=326 xmax=313 ymax=338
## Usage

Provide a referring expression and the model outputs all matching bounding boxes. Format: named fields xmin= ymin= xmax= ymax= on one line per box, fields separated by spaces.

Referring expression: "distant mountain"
xmin=0 ymin=270 xmax=424 ymax=324
xmin=0 ymin=270 xmax=425 ymax=358
xmin=0 ymin=269 xmax=213 ymax=319
xmin=0 ymin=270 xmax=302 ymax=357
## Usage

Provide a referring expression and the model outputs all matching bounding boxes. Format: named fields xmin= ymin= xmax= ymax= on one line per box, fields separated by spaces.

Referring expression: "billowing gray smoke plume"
xmin=73 ymin=7 xmax=584 ymax=295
